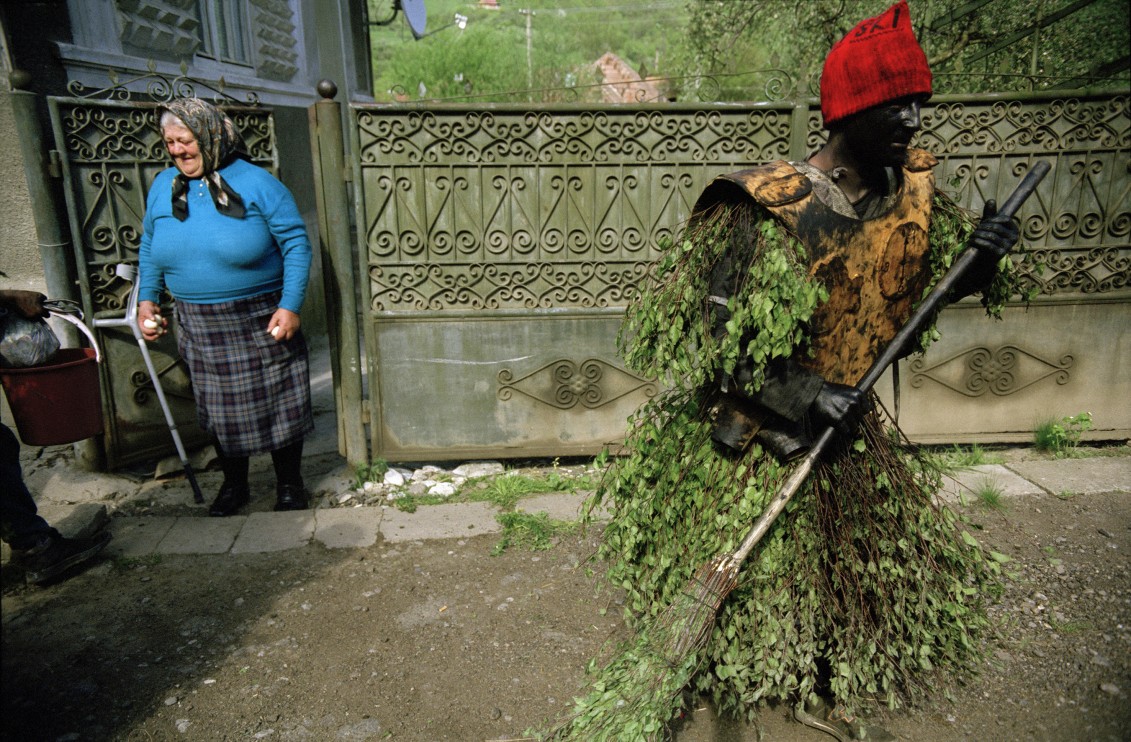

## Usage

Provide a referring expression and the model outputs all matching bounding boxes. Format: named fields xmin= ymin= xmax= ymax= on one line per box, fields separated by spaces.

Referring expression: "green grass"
xmin=1049 ymin=618 xmax=1091 ymax=634
xmin=925 ymin=443 xmax=1003 ymax=473
xmin=112 ymin=554 xmax=162 ymax=571
xmin=1034 ymin=412 xmax=1093 ymax=457
xmin=354 ymin=459 xmax=389 ymax=490
xmin=974 ymin=480 xmax=1006 ymax=511
xmin=491 ymin=511 xmax=578 ymax=555
xmin=469 ymin=467 xmax=598 ymax=510
xmin=375 ymin=458 xmax=602 ymax=513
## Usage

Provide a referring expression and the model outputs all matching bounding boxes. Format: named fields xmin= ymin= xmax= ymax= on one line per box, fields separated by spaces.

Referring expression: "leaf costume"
xmin=585 ymin=149 xmax=1019 ymax=718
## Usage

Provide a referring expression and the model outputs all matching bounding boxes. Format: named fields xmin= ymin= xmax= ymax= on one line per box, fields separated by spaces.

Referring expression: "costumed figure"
xmin=584 ymin=2 xmax=1024 ymax=737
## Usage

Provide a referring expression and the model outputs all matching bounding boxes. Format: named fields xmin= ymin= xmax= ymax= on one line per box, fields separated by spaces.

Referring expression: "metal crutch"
xmin=93 ymin=263 xmax=205 ymax=503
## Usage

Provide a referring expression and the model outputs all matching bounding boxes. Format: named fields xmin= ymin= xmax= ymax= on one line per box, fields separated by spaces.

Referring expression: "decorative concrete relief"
xmin=908 ymin=344 xmax=1074 ymax=397
xmin=498 ymin=358 xmax=657 ymax=410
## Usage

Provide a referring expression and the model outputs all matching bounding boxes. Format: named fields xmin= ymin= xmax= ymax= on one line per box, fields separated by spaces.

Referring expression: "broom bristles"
xmin=543 ymin=555 xmax=740 ymax=740
xmin=654 ymin=555 xmax=739 ymax=660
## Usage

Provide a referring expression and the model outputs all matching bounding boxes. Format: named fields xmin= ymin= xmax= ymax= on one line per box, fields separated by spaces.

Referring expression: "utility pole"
xmin=519 ymin=8 xmax=533 ymax=100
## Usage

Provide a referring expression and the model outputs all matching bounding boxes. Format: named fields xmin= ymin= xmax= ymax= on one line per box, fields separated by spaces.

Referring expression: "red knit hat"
xmin=820 ymin=0 xmax=932 ymax=126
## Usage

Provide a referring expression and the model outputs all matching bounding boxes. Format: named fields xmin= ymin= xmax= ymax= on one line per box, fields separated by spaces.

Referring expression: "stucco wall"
xmin=0 ymin=90 xmax=44 ymax=293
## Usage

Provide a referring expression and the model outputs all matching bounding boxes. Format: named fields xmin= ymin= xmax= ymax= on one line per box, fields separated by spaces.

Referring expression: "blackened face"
xmin=839 ymin=95 xmax=928 ymax=168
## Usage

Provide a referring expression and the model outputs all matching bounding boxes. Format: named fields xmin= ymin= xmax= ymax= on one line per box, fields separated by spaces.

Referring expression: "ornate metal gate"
xmin=47 ymin=81 xmax=276 ymax=468
xmin=327 ymin=89 xmax=1128 ymax=462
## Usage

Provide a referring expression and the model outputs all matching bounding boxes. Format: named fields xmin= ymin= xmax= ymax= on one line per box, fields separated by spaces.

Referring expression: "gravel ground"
xmin=2 ymin=446 xmax=1128 ymax=741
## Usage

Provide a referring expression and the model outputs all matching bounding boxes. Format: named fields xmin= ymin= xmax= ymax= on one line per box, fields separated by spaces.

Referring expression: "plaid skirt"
xmin=175 ymin=292 xmax=314 ymax=456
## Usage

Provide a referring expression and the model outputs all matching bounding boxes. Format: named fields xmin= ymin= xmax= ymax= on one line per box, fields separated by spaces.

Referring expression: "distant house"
xmin=594 ymin=52 xmax=666 ymax=103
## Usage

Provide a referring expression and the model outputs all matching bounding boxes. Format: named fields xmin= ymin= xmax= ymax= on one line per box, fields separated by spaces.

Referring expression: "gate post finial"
xmin=317 ymin=80 xmax=338 ymax=100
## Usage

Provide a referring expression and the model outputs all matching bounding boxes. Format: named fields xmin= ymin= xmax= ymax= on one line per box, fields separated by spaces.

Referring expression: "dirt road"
xmin=2 ymin=454 xmax=1129 ymax=741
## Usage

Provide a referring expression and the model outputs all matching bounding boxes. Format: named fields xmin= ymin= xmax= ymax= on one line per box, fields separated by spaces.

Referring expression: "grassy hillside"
xmin=367 ymin=0 xmax=689 ymax=102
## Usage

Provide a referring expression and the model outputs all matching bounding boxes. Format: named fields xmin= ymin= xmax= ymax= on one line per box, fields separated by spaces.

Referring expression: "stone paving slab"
xmin=938 ymin=464 xmax=1048 ymax=504
xmin=515 ymin=492 xmax=586 ymax=521
xmin=1007 ymin=457 xmax=1131 ymax=497
xmin=513 ymin=491 xmax=611 ymax=521
xmin=380 ymin=501 xmax=500 ymax=543
xmin=157 ymin=517 xmax=244 ymax=555
xmin=38 ymin=502 xmax=110 ymax=540
xmin=313 ymin=507 xmax=382 ymax=549
xmin=232 ymin=511 xmax=316 ymax=554
xmin=106 ymin=517 xmax=177 ymax=558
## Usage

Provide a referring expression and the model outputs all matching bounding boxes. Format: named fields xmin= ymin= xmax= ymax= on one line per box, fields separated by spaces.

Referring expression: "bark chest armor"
xmin=695 ymin=149 xmax=938 ymax=386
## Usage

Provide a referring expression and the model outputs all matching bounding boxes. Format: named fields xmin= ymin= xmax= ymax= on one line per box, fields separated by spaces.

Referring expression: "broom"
xmin=544 ymin=160 xmax=1050 ymax=741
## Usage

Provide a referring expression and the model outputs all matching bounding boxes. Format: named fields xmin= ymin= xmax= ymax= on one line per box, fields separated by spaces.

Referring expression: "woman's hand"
xmin=267 ymin=308 xmax=300 ymax=342
xmin=138 ymin=300 xmax=167 ymax=341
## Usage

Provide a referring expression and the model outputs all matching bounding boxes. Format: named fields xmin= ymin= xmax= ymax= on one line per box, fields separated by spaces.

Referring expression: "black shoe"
xmin=20 ymin=531 xmax=112 ymax=586
xmin=274 ymin=483 xmax=308 ymax=511
xmin=209 ymin=482 xmax=250 ymax=517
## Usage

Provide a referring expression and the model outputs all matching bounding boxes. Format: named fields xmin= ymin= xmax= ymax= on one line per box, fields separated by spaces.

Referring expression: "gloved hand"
xmin=953 ymin=199 xmax=1020 ymax=298
xmin=810 ymin=381 xmax=869 ymax=437
xmin=0 ymin=289 xmax=49 ymax=319
xmin=970 ymin=199 xmax=1020 ymax=262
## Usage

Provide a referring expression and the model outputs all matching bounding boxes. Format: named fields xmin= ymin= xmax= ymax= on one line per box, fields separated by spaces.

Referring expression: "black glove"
xmin=971 ymin=199 xmax=1019 ymax=261
xmin=954 ymin=199 xmax=1020 ymax=298
xmin=809 ymin=381 xmax=869 ymax=437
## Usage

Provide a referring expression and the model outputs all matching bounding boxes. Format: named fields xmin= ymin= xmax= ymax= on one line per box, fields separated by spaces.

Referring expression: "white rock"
xmin=453 ymin=461 xmax=504 ymax=478
xmin=176 ymin=719 xmax=191 ymax=733
xmin=428 ymin=482 xmax=456 ymax=497
xmin=393 ymin=466 xmax=414 ymax=481
xmin=384 ymin=469 xmax=405 ymax=486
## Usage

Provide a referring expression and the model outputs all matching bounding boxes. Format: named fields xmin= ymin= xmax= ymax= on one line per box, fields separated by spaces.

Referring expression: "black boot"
xmin=209 ymin=482 xmax=250 ymax=517
xmin=271 ymin=440 xmax=307 ymax=511
xmin=274 ymin=482 xmax=308 ymax=511
xmin=210 ymin=442 xmax=250 ymax=517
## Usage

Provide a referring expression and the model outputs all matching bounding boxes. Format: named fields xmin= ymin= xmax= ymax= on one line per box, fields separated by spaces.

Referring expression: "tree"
xmin=677 ymin=0 xmax=1130 ymax=98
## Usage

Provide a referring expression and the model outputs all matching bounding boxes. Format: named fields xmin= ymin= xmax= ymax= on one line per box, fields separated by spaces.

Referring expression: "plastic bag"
xmin=0 ymin=308 xmax=61 ymax=368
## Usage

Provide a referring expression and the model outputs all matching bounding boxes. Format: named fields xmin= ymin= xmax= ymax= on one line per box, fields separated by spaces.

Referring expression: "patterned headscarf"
xmin=161 ymin=98 xmax=249 ymax=221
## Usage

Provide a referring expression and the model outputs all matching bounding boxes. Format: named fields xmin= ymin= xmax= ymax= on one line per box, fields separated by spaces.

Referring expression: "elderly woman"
xmin=137 ymin=98 xmax=313 ymax=516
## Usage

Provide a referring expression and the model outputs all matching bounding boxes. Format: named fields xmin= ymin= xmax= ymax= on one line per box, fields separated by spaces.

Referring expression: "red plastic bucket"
xmin=0 ymin=348 xmax=103 ymax=445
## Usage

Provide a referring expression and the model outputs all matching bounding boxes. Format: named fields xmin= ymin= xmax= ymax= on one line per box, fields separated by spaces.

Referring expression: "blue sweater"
xmin=138 ymin=158 xmax=312 ymax=314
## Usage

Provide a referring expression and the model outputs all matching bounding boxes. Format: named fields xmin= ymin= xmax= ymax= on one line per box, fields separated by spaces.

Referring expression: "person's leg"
xmin=2 ymin=423 xmax=111 ymax=585
xmin=209 ymin=439 xmax=250 ymax=517
xmin=271 ymin=439 xmax=307 ymax=511
xmin=0 ymin=423 xmax=58 ymax=550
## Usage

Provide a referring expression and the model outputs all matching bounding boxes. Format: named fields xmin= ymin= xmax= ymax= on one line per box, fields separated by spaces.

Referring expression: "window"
xmin=196 ymin=0 xmax=252 ymax=66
